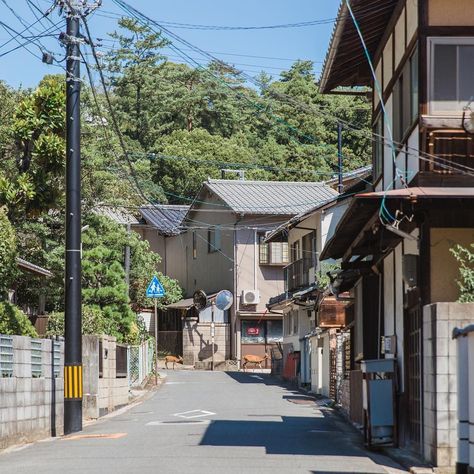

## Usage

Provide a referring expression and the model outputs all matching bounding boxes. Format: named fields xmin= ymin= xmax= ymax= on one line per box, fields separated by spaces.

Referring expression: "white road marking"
xmin=173 ymin=410 xmax=216 ymax=419
xmin=147 ymin=420 xmax=211 ymax=426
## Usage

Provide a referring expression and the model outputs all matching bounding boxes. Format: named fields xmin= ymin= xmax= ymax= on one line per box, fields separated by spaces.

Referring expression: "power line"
xmin=109 ymin=0 xmax=474 ymax=178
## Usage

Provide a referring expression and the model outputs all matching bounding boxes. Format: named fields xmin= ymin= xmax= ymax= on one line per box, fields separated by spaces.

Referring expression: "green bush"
xmin=0 ymin=206 xmax=17 ymax=298
xmin=0 ymin=302 xmax=37 ymax=337
xmin=46 ymin=305 xmax=113 ymax=337
xmin=450 ymin=243 xmax=474 ymax=303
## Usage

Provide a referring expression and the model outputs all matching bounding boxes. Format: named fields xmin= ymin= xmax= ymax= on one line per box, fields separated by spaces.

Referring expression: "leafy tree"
xmin=0 ymin=206 xmax=18 ymax=299
xmin=152 ymin=128 xmax=267 ymax=200
xmin=1 ymin=75 xmax=66 ymax=219
xmin=46 ymin=305 xmax=113 ymax=338
xmin=14 ymin=212 xmax=64 ymax=313
xmin=0 ymin=302 xmax=37 ymax=337
xmin=451 ymin=243 xmax=474 ymax=303
xmin=81 ymin=214 xmax=182 ymax=342
xmin=105 ymin=17 xmax=169 ymax=149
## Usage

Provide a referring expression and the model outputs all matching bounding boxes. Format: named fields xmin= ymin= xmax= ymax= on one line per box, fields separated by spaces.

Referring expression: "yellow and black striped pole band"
xmin=64 ymin=364 xmax=83 ymax=400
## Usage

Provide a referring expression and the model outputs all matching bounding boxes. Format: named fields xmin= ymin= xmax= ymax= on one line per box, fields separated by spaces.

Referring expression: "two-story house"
xmin=266 ymin=186 xmax=356 ymax=395
xmin=169 ymin=178 xmax=338 ymax=368
xmin=319 ymin=0 xmax=474 ymax=467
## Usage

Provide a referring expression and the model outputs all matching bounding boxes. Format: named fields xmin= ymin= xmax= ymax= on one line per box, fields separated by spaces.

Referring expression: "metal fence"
xmin=128 ymin=340 xmax=154 ymax=388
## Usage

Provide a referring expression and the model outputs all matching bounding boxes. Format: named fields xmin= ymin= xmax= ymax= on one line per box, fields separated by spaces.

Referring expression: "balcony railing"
xmin=284 ymin=258 xmax=315 ymax=292
xmin=426 ymin=130 xmax=473 ymax=173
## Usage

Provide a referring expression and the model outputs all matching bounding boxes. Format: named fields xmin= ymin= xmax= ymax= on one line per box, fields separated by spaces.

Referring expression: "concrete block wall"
xmin=423 ymin=303 xmax=474 ymax=467
xmin=182 ymin=320 xmax=230 ymax=366
xmin=82 ymin=335 xmax=99 ymax=419
xmin=97 ymin=336 xmax=129 ymax=416
xmin=0 ymin=336 xmax=64 ymax=450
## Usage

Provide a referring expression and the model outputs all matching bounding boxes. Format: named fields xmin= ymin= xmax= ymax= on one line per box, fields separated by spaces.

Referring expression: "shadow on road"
xmin=224 ymin=371 xmax=288 ymax=386
xmin=199 ymin=416 xmax=357 ymax=456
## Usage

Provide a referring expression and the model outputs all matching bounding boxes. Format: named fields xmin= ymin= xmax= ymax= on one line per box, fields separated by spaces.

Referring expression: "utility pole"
xmin=60 ymin=0 xmax=101 ymax=436
xmin=337 ymin=122 xmax=343 ymax=194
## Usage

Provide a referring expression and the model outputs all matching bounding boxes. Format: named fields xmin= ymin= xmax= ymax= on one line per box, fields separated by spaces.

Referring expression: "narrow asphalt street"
xmin=0 ymin=371 xmax=407 ymax=474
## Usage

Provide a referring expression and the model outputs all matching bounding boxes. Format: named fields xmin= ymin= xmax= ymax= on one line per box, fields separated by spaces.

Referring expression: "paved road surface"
xmin=0 ymin=371 xmax=407 ymax=473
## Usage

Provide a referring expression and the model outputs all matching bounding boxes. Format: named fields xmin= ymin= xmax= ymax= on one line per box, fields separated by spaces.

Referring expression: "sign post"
xmin=212 ymin=290 xmax=234 ymax=371
xmin=154 ymin=299 xmax=158 ymax=384
xmin=146 ymin=276 xmax=166 ymax=384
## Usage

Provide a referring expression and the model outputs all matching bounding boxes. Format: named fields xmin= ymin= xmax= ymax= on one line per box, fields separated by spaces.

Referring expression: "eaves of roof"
xmin=320 ymin=0 xmax=399 ymax=93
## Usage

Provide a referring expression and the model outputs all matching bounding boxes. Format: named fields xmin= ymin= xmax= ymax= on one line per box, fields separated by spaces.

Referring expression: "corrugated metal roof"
xmin=93 ymin=206 xmax=139 ymax=225
xmin=139 ymin=205 xmax=189 ymax=236
xmin=205 ymin=179 xmax=338 ymax=215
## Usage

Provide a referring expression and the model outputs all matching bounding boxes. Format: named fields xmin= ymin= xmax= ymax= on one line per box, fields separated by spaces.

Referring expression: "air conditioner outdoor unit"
xmin=241 ymin=289 xmax=260 ymax=305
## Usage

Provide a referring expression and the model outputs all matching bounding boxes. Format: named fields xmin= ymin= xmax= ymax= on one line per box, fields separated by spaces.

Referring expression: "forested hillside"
xmin=0 ymin=16 xmax=371 ymax=339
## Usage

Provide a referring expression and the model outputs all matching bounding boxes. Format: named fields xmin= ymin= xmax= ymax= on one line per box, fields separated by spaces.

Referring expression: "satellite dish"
xmin=215 ymin=290 xmax=233 ymax=311
xmin=193 ymin=289 xmax=208 ymax=310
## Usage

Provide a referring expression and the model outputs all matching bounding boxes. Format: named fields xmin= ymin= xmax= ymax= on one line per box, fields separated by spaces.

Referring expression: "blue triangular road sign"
xmin=146 ymin=276 xmax=166 ymax=298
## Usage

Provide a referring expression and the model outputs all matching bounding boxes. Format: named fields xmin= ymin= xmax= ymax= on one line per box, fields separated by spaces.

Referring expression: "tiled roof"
xmin=93 ymin=206 xmax=139 ymax=225
xmin=139 ymin=205 xmax=189 ymax=236
xmin=204 ymin=179 xmax=338 ymax=215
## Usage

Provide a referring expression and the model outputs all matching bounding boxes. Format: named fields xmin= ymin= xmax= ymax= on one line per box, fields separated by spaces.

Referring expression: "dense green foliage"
xmin=451 ymin=244 xmax=474 ymax=303
xmin=0 ymin=15 xmax=371 ymax=340
xmin=0 ymin=206 xmax=17 ymax=299
xmin=0 ymin=302 xmax=37 ymax=337
xmin=46 ymin=306 xmax=113 ymax=339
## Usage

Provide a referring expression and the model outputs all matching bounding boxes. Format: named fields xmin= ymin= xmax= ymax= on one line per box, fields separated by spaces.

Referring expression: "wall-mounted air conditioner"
xmin=241 ymin=289 xmax=260 ymax=305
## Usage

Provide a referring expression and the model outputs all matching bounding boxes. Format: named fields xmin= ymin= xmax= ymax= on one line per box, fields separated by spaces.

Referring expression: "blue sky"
xmin=0 ymin=0 xmax=339 ymax=88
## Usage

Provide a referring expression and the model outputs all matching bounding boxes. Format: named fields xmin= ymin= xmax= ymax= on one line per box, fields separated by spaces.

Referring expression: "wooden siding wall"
xmin=428 ymin=0 xmax=474 ymax=26
xmin=372 ymin=0 xmax=420 ymax=191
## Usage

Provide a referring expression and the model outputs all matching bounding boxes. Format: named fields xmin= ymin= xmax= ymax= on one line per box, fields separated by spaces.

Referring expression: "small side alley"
xmin=0 ymin=371 xmax=407 ymax=474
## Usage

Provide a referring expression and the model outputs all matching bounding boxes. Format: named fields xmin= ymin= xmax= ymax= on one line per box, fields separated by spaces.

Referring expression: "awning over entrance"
xmin=165 ymin=298 xmax=195 ymax=310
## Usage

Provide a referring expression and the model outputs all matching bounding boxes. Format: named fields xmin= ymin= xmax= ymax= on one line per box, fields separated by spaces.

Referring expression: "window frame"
xmin=373 ymin=113 xmax=384 ymax=181
xmin=428 ymin=37 xmax=474 ymax=115
xmin=208 ymin=226 xmax=221 ymax=253
xmin=392 ymin=47 xmax=418 ymax=146
xmin=259 ymin=234 xmax=289 ymax=266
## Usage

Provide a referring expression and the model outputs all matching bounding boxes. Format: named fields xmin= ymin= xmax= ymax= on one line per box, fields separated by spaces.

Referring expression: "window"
xmin=290 ymin=240 xmax=301 ymax=262
xmin=430 ymin=38 xmax=474 ymax=114
xmin=302 ymin=232 xmax=317 ymax=269
xmin=241 ymin=320 xmax=265 ymax=344
xmin=410 ymin=48 xmax=419 ymax=122
xmin=208 ymin=226 xmax=221 ymax=253
xmin=393 ymin=48 xmax=418 ymax=144
xmin=373 ymin=114 xmax=383 ymax=180
xmin=192 ymin=231 xmax=197 ymax=259
xmin=259 ymin=234 xmax=289 ymax=265
xmin=284 ymin=310 xmax=298 ymax=336
xmin=292 ymin=311 xmax=298 ymax=335
xmin=241 ymin=320 xmax=283 ymax=344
